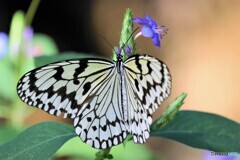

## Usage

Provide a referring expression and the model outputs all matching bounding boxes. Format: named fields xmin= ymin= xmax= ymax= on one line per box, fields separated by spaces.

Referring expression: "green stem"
xmin=9 ymin=0 xmax=41 ymax=126
xmin=151 ymin=93 xmax=187 ymax=131
xmin=113 ymin=8 xmax=134 ymax=61
xmin=25 ymin=0 xmax=41 ymax=26
xmin=95 ymin=148 xmax=113 ymax=160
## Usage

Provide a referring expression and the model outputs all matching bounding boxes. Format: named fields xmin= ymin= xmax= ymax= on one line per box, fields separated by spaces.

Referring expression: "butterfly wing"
xmin=17 ymin=58 xmax=128 ymax=149
xmin=17 ymin=54 xmax=171 ymax=149
xmin=74 ymin=69 xmax=128 ymax=149
xmin=17 ymin=58 xmax=115 ymax=119
xmin=124 ymin=54 xmax=171 ymax=143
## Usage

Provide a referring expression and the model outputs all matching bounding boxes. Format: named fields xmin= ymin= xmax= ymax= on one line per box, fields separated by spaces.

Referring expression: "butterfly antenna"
xmin=99 ymin=34 xmax=114 ymax=50
xmin=120 ymin=27 xmax=139 ymax=50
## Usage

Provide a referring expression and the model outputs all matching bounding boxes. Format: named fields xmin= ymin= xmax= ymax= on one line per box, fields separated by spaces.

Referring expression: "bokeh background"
xmin=1 ymin=0 xmax=240 ymax=160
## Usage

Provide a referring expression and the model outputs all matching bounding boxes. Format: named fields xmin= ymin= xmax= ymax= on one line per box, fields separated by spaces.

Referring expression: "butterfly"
xmin=17 ymin=53 xmax=171 ymax=149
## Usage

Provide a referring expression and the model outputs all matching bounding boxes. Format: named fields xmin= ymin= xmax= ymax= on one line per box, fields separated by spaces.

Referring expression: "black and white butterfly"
xmin=17 ymin=53 xmax=171 ymax=149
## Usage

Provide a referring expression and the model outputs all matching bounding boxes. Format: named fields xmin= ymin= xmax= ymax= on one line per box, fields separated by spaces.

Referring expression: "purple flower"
xmin=124 ymin=45 xmax=132 ymax=54
xmin=0 ymin=32 xmax=8 ymax=59
xmin=115 ymin=47 xmax=121 ymax=55
xmin=115 ymin=45 xmax=132 ymax=56
xmin=133 ymin=14 xmax=168 ymax=47
xmin=23 ymin=26 xmax=44 ymax=57
xmin=23 ymin=26 xmax=33 ymax=41
xmin=23 ymin=27 xmax=35 ymax=57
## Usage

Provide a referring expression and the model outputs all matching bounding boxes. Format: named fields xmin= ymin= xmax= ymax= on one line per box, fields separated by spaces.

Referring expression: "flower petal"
xmin=152 ymin=34 xmax=161 ymax=47
xmin=133 ymin=17 xmax=148 ymax=25
xmin=141 ymin=26 xmax=155 ymax=38
xmin=144 ymin=14 xmax=158 ymax=27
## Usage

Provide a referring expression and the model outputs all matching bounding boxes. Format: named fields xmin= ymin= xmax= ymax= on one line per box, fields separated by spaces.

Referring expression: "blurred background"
xmin=0 ymin=0 xmax=240 ymax=160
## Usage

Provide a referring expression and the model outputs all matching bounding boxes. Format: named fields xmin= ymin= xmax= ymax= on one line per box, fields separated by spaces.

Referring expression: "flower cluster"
xmin=0 ymin=27 xmax=44 ymax=59
xmin=133 ymin=14 xmax=168 ymax=48
xmin=115 ymin=45 xmax=132 ymax=55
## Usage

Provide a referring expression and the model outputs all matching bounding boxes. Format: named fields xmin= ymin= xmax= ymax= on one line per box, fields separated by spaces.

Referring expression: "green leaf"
xmin=34 ymin=52 xmax=106 ymax=67
xmin=151 ymin=110 xmax=240 ymax=152
xmin=0 ymin=125 xmax=22 ymax=145
xmin=0 ymin=122 xmax=75 ymax=160
xmin=151 ymin=93 xmax=187 ymax=130
xmin=2 ymin=121 xmax=153 ymax=160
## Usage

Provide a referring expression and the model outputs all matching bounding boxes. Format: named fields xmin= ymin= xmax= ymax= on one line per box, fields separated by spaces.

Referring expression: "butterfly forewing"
xmin=124 ymin=55 xmax=171 ymax=114
xmin=17 ymin=58 xmax=115 ymax=119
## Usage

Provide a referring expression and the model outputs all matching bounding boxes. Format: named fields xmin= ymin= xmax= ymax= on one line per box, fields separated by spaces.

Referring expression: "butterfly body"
xmin=17 ymin=54 xmax=171 ymax=149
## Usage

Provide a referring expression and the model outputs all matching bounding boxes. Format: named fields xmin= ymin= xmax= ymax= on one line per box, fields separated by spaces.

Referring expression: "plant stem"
xmin=95 ymin=148 xmax=113 ymax=160
xmin=25 ymin=0 xmax=41 ymax=26
xmin=9 ymin=0 xmax=41 ymax=127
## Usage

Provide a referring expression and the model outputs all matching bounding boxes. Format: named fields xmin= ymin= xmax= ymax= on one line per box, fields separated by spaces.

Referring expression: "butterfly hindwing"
xmin=74 ymin=70 xmax=128 ymax=149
